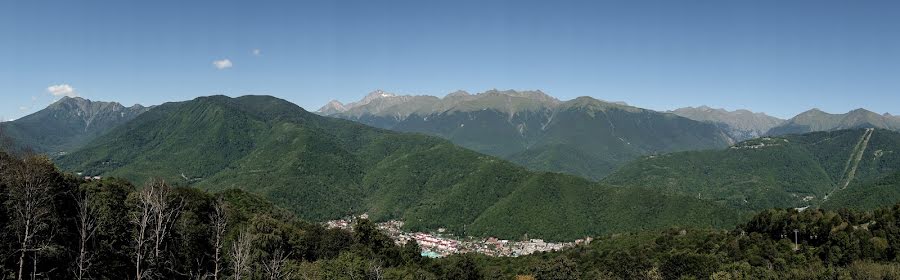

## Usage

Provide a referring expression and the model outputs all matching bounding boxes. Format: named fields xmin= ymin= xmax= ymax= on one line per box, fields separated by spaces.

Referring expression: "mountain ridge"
xmin=768 ymin=108 xmax=900 ymax=136
xmin=57 ymin=94 xmax=741 ymax=241
xmin=320 ymin=90 xmax=735 ymax=180
xmin=0 ymin=96 xmax=149 ymax=153
xmin=670 ymin=106 xmax=784 ymax=141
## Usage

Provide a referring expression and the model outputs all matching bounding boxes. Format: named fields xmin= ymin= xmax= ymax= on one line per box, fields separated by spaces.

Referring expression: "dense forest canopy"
xmin=54 ymin=95 xmax=740 ymax=241
xmin=5 ymin=149 xmax=900 ymax=279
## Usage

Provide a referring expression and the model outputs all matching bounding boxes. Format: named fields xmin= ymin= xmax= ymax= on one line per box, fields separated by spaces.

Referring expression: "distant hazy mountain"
xmin=670 ymin=106 xmax=784 ymax=141
xmin=605 ymin=128 xmax=900 ymax=211
xmin=767 ymin=108 xmax=900 ymax=136
xmin=58 ymin=95 xmax=740 ymax=240
xmin=319 ymin=90 xmax=735 ymax=180
xmin=0 ymin=97 xmax=148 ymax=153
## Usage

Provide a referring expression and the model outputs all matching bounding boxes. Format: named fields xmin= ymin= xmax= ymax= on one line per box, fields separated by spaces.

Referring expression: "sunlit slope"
xmin=59 ymin=95 xmax=741 ymax=240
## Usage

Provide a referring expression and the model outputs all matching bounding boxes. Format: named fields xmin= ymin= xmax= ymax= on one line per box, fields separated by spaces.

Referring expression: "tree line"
xmin=7 ymin=143 xmax=900 ymax=279
xmin=0 ymin=150 xmax=487 ymax=279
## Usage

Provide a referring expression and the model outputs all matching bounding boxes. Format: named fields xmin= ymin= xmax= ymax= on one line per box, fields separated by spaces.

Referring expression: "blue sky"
xmin=1 ymin=0 xmax=898 ymax=120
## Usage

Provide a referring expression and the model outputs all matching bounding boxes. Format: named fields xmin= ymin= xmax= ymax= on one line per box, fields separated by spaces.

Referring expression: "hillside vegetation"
xmin=57 ymin=95 xmax=740 ymax=241
xmin=323 ymin=90 xmax=734 ymax=180
xmin=8 ymin=151 xmax=900 ymax=279
xmin=604 ymin=129 xmax=900 ymax=211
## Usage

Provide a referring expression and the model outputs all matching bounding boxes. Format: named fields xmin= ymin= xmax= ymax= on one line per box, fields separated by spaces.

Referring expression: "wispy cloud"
xmin=213 ymin=59 xmax=233 ymax=69
xmin=47 ymin=84 xmax=77 ymax=97
xmin=252 ymin=49 xmax=261 ymax=56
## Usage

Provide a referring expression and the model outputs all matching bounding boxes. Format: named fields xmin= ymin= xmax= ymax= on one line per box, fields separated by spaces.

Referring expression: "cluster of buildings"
xmin=76 ymin=172 xmax=103 ymax=181
xmin=324 ymin=215 xmax=591 ymax=258
xmin=730 ymin=137 xmax=789 ymax=150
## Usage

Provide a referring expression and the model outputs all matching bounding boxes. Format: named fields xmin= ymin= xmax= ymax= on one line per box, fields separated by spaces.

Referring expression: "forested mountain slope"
xmin=58 ymin=95 xmax=740 ymax=240
xmin=0 ymin=97 xmax=148 ymax=154
xmin=321 ymin=90 xmax=735 ymax=180
xmin=8 ymin=150 xmax=900 ymax=279
xmin=604 ymin=129 xmax=900 ymax=211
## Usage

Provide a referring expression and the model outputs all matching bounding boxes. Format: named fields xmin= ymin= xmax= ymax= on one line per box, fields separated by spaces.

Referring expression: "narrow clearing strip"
xmin=823 ymin=128 xmax=874 ymax=201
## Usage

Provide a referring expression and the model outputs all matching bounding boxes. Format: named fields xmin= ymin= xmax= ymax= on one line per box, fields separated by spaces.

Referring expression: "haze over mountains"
xmin=669 ymin=106 xmax=785 ymax=141
xmin=0 ymin=96 xmax=148 ymax=153
xmin=767 ymin=108 xmax=900 ymax=136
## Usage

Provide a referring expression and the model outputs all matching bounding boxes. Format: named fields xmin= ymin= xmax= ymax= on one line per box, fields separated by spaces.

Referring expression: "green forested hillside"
xmin=604 ymin=129 xmax=900 ymax=211
xmin=823 ymin=172 xmax=900 ymax=210
xmin=8 ymin=150 xmax=900 ymax=279
xmin=58 ymin=95 xmax=739 ymax=241
xmin=323 ymin=90 xmax=735 ymax=180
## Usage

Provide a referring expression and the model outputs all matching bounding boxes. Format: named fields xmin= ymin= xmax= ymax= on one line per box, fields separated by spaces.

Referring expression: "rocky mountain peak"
xmin=446 ymin=90 xmax=471 ymax=98
xmin=317 ymin=100 xmax=347 ymax=114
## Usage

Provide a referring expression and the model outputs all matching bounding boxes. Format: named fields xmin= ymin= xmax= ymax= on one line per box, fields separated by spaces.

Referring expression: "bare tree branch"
xmin=74 ymin=191 xmax=98 ymax=280
xmin=263 ymin=249 xmax=292 ymax=280
xmin=132 ymin=179 xmax=183 ymax=280
xmin=6 ymin=156 xmax=55 ymax=280
xmin=210 ymin=198 xmax=228 ymax=280
xmin=229 ymin=229 xmax=253 ymax=280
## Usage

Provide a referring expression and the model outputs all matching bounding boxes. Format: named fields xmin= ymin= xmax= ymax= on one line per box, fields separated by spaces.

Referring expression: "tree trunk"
xmin=17 ymin=220 xmax=30 ymax=280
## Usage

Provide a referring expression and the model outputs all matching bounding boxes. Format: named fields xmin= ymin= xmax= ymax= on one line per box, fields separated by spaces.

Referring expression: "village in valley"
xmin=325 ymin=215 xmax=592 ymax=258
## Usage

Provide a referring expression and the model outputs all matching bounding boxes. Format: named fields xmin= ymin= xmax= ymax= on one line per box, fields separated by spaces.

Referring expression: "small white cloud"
xmin=213 ymin=59 xmax=233 ymax=70
xmin=47 ymin=84 xmax=77 ymax=97
xmin=19 ymin=106 xmax=28 ymax=111
xmin=252 ymin=49 xmax=261 ymax=56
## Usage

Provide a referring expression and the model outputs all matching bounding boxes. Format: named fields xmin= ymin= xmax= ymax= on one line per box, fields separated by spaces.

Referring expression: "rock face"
xmin=319 ymin=90 xmax=734 ymax=180
xmin=0 ymin=97 xmax=149 ymax=153
xmin=670 ymin=106 xmax=785 ymax=141
xmin=768 ymin=108 xmax=900 ymax=136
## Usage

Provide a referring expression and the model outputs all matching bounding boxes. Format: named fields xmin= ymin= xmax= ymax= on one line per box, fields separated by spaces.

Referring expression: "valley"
xmin=3 ymin=94 xmax=900 ymax=279
xmin=5 ymin=1 xmax=899 ymax=278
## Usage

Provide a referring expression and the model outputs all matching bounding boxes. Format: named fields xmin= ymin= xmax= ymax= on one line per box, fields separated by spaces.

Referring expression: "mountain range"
xmin=6 ymin=91 xmax=900 ymax=240
xmin=55 ymin=95 xmax=740 ymax=241
xmin=319 ymin=90 xmax=735 ymax=180
xmin=0 ymin=97 xmax=148 ymax=154
xmin=767 ymin=108 xmax=900 ymax=136
xmin=669 ymin=106 xmax=784 ymax=141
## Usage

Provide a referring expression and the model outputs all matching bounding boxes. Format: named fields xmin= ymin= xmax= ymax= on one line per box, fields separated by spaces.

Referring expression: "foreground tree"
xmin=5 ymin=156 xmax=57 ymax=280
xmin=131 ymin=179 xmax=184 ymax=280
xmin=263 ymin=249 xmax=292 ymax=280
xmin=74 ymin=191 xmax=98 ymax=280
xmin=209 ymin=198 xmax=228 ymax=280
xmin=229 ymin=229 xmax=254 ymax=280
